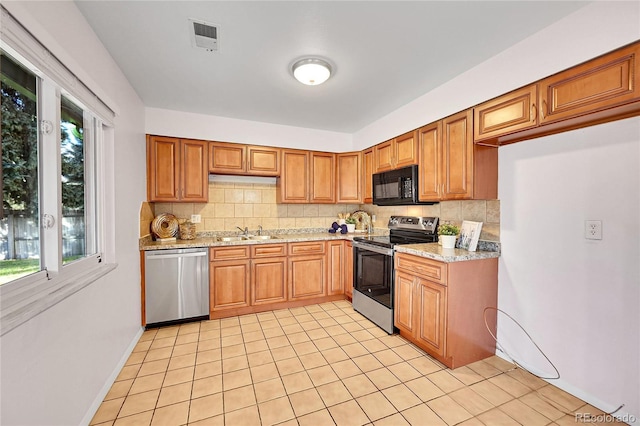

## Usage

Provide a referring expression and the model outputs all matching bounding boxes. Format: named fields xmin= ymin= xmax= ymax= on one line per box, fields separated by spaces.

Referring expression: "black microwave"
xmin=372 ymin=165 xmax=436 ymax=206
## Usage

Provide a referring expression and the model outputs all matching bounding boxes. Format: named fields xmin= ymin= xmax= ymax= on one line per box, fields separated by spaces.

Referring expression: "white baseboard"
xmin=494 ymin=352 xmax=638 ymax=425
xmin=79 ymin=327 xmax=145 ymax=426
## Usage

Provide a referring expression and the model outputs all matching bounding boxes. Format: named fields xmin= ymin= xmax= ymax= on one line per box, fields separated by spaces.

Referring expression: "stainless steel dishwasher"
xmin=144 ymin=248 xmax=209 ymax=327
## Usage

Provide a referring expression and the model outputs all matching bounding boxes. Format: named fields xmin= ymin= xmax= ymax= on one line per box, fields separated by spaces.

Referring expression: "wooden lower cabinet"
xmin=251 ymin=257 xmax=287 ymax=305
xmin=209 ymin=242 xmax=345 ymax=319
xmin=289 ymin=255 xmax=326 ymax=300
xmin=327 ymin=240 xmax=344 ymax=296
xmin=210 ymin=259 xmax=251 ymax=311
xmin=394 ymin=253 xmax=498 ymax=369
xmin=344 ymin=241 xmax=353 ymax=299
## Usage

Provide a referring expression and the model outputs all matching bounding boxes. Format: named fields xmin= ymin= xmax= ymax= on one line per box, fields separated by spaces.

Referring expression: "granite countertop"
xmin=394 ymin=242 xmax=500 ymax=263
xmin=140 ymin=230 xmax=385 ymax=251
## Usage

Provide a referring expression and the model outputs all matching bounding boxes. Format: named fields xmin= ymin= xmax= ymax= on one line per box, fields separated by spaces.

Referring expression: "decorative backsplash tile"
xmin=146 ymin=182 xmax=501 ymax=241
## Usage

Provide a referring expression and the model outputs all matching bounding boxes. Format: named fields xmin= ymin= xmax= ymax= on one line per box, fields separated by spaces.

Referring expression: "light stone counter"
xmin=394 ymin=242 xmax=500 ymax=263
xmin=140 ymin=230 xmax=386 ymax=251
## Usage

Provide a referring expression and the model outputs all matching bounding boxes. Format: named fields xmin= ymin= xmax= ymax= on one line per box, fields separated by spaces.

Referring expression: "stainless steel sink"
xmin=219 ymin=236 xmax=243 ymax=242
xmin=248 ymin=235 xmax=278 ymax=240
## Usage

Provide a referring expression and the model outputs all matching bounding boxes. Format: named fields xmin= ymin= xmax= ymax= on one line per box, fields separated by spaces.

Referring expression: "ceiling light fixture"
xmin=292 ymin=58 xmax=332 ymax=86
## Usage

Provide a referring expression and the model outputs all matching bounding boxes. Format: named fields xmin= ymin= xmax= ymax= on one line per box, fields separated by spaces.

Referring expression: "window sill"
xmin=0 ymin=263 xmax=118 ymax=336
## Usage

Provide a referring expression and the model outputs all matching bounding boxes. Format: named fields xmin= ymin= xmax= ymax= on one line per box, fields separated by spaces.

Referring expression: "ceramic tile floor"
xmin=91 ymin=301 xmax=614 ymax=426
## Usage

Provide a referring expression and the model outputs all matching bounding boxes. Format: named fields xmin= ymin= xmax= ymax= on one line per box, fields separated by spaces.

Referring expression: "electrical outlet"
xmin=191 ymin=214 xmax=201 ymax=224
xmin=585 ymin=220 xmax=602 ymax=240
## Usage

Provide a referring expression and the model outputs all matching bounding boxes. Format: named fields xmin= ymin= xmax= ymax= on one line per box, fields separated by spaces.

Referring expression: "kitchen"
xmin=0 ymin=2 xmax=638 ymax=426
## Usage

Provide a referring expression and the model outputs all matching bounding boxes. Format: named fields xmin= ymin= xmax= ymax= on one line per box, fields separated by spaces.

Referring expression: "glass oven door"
xmin=353 ymin=242 xmax=394 ymax=309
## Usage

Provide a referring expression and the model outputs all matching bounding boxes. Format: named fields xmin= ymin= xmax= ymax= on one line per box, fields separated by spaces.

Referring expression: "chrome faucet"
xmin=258 ymin=225 xmax=263 ymax=236
xmin=236 ymin=226 xmax=249 ymax=236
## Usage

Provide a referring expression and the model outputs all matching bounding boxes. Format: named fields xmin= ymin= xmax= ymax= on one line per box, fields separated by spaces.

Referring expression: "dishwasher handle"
xmin=146 ymin=251 xmax=208 ymax=260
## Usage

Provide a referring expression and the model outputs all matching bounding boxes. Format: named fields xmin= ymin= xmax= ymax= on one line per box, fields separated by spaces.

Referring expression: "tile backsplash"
xmin=143 ymin=181 xmax=500 ymax=241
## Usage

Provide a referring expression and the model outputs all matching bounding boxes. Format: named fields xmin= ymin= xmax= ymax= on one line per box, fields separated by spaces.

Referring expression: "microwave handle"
xmin=398 ymin=177 xmax=403 ymax=198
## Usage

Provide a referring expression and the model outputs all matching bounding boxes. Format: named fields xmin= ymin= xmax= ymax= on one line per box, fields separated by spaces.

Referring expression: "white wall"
xmin=498 ymin=117 xmax=640 ymax=421
xmin=353 ymin=1 xmax=640 ymax=150
xmin=146 ymin=107 xmax=353 ymax=152
xmin=1 ymin=2 xmax=146 ymax=425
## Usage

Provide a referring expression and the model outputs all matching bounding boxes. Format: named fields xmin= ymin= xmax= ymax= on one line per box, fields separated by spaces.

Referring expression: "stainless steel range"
xmin=351 ymin=216 xmax=439 ymax=334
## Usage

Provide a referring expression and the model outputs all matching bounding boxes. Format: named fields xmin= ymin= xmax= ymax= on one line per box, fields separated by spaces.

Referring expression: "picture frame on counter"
xmin=457 ymin=220 xmax=483 ymax=252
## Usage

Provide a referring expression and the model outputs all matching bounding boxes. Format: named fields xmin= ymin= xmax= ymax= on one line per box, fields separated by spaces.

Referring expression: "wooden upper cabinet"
xmin=474 ymin=85 xmax=538 ymax=145
xmin=362 ymin=149 xmax=374 ymax=204
xmin=210 ymin=143 xmax=279 ymax=176
xmin=418 ymin=121 xmax=442 ymax=201
xmin=419 ymin=111 xmax=497 ymax=202
xmin=209 ymin=142 xmax=246 ymax=174
xmin=180 ymin=139 xmax=209 ymax=202
xmin=442 ymin=110 xmax=474 ymax=200
xmin=277 ymin=149 xmax=309 ymax=203
xmin=394 ymin=130 xmax=419 ymax=169
xmin=247 ymin=146 xmax=280 ymax=176
xmin=374 ymin=131 xmax=418 ymax=173
xmin=147 ymin=135 xmax=179 ymax=201
xmin=147 ymin=135 xmax=208 ymax=202
xmin=336 ymin=152 xmax=361 ymax=203
xmin=310 ymin=152 xmax=335 ymax=203
xmin=374 ymin=139 xmax=394 ymax=172
xmin=539 ymin=42 xmax=640 ymax=125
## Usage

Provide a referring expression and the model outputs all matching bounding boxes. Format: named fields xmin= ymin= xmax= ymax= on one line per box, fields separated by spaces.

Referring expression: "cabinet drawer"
xmin=252 ymin=243 xmax=287 ymax=258
xmin=210 ymin=246 xmax=250 ymax=260
xmin=288 ymin=241 xmax=325 ymax=256
xmin=395 ymin=253 xmax=446 ymax=285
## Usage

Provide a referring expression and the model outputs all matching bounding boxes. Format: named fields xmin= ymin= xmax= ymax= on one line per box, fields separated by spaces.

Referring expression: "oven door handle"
xmin=352 ymin=241 xmax=394 ymax=256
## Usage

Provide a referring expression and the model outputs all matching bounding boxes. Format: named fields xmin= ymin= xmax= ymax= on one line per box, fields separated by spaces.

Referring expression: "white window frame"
xmin=0 ymin=7 xmax=117 ymax=335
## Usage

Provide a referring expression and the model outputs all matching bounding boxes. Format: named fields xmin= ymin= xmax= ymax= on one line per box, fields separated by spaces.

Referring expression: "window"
xmin=1 ymin=49 xmax=105 ymax=285
xmin=0 ymin=7 xmax=116 ymax=334
xmin=0 ymin=52 xmax=40 ymax=283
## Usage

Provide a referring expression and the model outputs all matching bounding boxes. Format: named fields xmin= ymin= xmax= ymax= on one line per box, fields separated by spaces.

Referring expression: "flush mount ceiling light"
xmin=292 ymin=58 xmax=332 ymax=86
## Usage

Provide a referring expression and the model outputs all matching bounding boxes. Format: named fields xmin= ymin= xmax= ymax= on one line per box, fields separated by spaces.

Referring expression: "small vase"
xmin=346 ymin=224 xmax=356 ymax=233
xmin=440 ymin=235 xmax=457 ymax=249
xmin=337 ymin=219 xmax=346 ymax=225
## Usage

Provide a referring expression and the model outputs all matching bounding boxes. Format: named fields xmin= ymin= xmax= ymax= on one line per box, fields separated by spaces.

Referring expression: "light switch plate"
xmin=191 ymin=214 xmax=201 ymax=224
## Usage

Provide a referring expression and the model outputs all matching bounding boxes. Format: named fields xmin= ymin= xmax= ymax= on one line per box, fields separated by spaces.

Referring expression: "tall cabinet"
xmin=418 ymin=110 xmax=497 ymax=202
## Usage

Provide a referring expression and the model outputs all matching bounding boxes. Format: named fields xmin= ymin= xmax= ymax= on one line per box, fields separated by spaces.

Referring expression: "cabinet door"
xmin=539 ymin=43 xmax=640 ymax=125
xmin=181 ymin=139 xmax=209 ymax=202
xmin=251 ymin=257 xmax=287 ymax=305
xmin=210 ymin=260 xmax=250 ymax=311
xmin=288 ymin=255 xmax=326 ymax=300
xmin=394 ymin=270 xmax=416 ymax=335
xmin=247 ymin=146 xmax=280 ymax=176
xmin=394 ymin=130 xmax=418 ymax=169
xmin=147 ymin=136 xmax=180 ymax=202
xmin=277 ymin=149 xmax=309 ymax=203
xmin=374 ymin=140 xmax=394 ymax=172
xmin=336 ymin=152 xmax=361 ymax=203
xmin=327 ymin=241 xmax=344 ymax=296
xmin=442 ymin=110 xmax=473 ymax=200
xmin=362 ymin=149 xmax=374 ymax=204
xmin=344 ymin=241 xmax=353 ymax=299
xmin=418 ymin=122 xmax=442 ymax=201
xmin=209 ymin=142 xmax=246 ymax=174
xmin=415 ymin=278 xmax=447 ymax=358
xmin=310 ymin=152 xmax=335 ymax=203
xmin=474 ymin=85 xmax=538 ymax=144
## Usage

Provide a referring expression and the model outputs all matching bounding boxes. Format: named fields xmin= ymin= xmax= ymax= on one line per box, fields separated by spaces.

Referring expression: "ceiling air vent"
xmin=189 ymin=19 xmax=219 ymax=52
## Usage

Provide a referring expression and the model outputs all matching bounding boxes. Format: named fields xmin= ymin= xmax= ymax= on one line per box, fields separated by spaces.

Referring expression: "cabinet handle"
xmin=531 ymin=103 xmax=537 ymax=122
xmin=540 ymin=100 xmax=547 ymax=120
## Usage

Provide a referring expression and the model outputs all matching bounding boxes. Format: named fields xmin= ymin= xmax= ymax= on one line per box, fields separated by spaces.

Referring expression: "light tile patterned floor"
xmin=91 ymin=301 xmax=612 ymax=425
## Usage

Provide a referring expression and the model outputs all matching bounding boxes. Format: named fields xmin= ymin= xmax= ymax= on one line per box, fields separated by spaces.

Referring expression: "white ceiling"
xmin=75 ymin=1 xmax=588 ymax=133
